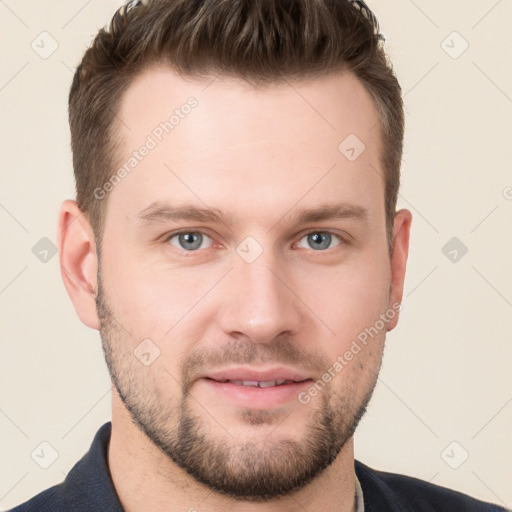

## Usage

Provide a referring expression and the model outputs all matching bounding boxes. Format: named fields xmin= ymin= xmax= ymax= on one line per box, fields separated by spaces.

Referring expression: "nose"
xmin=217 ymin=251 xmax=303 ymax=344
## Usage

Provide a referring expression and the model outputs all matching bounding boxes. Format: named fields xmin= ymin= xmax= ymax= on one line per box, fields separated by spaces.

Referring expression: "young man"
xmin=10 ymin=0 xmax=507 ymax=510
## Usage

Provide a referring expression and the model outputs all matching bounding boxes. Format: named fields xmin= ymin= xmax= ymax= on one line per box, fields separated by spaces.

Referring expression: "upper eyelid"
xmin=295 ymin=230 xmax=346 ymax=248
xmin=164 ymin=228 xmax=213 ymax=240
xmin=299 ymin=228 xmax=346 ymax=239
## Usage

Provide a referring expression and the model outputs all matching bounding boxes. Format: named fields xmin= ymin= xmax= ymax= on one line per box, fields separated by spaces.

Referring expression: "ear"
xmin=386 ymin=208 xmax=412 ymax=331
xmin=57 ymin=200 xmax=100 ymax=330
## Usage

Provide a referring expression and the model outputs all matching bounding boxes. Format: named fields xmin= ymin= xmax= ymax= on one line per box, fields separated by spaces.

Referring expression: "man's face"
xmin=96 ymin=66 xmax=403 ymax=500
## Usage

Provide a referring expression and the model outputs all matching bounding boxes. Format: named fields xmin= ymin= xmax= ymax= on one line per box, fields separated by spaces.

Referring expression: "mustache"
xmin=180 ymin=335 xmax=330 ymax=394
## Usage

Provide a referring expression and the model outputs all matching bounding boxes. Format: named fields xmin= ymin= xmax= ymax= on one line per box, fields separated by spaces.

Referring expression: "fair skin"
xmin=58 ymin=66 xmax=411 ymax=512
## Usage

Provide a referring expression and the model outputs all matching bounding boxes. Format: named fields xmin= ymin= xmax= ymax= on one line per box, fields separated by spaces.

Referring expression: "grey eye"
xmin=169 ymin=232 xmax=211 ymax=251
xmin=297 ymin=232 xmax=341 ymax=251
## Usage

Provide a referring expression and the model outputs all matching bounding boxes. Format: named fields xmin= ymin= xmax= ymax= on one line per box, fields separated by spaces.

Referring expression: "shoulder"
xmin=355 ymin=460 xmax=508 ymax=512
xmin=8 ymin=422 xmax=122 ymax=512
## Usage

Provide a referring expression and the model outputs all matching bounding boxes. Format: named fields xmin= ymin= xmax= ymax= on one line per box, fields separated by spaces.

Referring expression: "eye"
xmin=168 ymin=231 xmax=213 ymax=252
xmin=296 ymin=231 xmax=343 ymax=251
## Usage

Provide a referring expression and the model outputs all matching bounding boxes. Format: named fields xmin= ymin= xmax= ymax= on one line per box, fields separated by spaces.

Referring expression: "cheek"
xmin=300 ymin=251 xmax=391 ymax=340
xmin=298 ymin=251 xmax=390 ymax=392
xmin=101 ymin=247 xmax=218 ymax=341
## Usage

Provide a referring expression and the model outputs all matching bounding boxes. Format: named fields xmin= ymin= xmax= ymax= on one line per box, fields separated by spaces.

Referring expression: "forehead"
xmin=106 ymin=66 xmax=384 ymax=228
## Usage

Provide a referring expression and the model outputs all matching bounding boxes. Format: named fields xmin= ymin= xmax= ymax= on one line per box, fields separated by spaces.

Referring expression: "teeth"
xmin=242 ymin=380 xmax=259 ymax=387
xmin=222 ymin=379 xmax=294 ymax=388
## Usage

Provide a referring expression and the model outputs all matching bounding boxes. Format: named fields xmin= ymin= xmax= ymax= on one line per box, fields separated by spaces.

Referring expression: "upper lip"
xmin=201 ymin=366 xmax=312 ymax=383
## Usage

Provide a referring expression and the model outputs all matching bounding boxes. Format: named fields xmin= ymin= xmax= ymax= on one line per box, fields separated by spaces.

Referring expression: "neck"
xmin=108 ymin=395 xmax=357 ymax=512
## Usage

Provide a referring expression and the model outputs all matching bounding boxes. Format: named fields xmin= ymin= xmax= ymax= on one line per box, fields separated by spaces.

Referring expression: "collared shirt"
xmin=9 ymin=422 xmax=508 ymax=512
xmin=355 ymin=473 xmax=365 ymax=512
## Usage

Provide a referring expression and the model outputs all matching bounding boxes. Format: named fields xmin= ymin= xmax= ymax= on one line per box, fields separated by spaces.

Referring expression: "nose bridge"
xmin=218 ymin=248 xmax=301 ymax=343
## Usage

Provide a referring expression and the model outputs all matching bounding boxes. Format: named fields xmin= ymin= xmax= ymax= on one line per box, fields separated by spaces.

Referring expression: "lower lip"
xmin=198 ymin=378 xmax=312 ymax=408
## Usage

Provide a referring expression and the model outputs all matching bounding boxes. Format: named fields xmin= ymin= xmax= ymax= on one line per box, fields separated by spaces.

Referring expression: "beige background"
xmin=1 ymin=0 xmax=511 ymax=509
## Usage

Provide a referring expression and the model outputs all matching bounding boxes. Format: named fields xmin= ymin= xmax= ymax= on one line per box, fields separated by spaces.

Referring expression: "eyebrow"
xmin=136 ymin=201 xmax=368 ymax=228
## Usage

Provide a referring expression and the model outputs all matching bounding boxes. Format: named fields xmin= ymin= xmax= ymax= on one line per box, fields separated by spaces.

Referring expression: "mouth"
xmin=205 ymin=378 xmax=310 ymax=388
xmin=196 ymin=367 xmax=314 ymax=409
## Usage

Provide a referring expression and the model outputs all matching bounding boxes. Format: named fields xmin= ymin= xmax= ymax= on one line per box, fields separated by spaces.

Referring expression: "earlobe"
xmin=386 ymin=208 xmax=412 ymax=331
xmin=58 ymin=200 xmax=100 ymax=330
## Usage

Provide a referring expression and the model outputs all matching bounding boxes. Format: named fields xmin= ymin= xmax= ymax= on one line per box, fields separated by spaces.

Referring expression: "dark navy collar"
xmin=61 ymin=422 xmax=124 ymax=511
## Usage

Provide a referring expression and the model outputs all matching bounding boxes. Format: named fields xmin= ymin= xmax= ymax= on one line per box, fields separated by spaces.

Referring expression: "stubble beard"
xmin=96 ymin=280 xmax=380 ymax=502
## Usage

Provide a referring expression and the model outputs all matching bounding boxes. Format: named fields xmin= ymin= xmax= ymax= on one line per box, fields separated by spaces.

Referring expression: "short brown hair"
xmin=69 ymin=0 xmax=403 ymax=252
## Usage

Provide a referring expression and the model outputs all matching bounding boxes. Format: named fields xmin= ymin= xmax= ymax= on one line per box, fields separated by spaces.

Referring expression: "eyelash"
xmin=163 ymin=229 xmax=348 ymax=256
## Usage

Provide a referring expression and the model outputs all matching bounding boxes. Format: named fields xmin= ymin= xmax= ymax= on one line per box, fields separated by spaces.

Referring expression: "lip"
xmin=198 ymin=378 xmax=313 ymax=409
xmin=201 ymin=366 xmax=311 ymax=383
xmin=196 ymin=366 xmax=313 ymax=409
